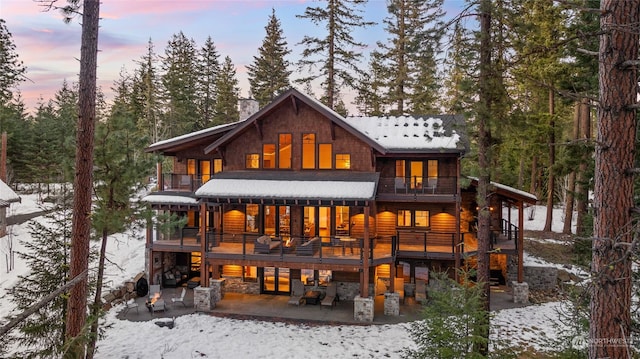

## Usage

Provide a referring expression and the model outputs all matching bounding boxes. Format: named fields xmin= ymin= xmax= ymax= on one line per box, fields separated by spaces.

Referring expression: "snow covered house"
xmin=142 ymin=88 xmax=536 ymax=319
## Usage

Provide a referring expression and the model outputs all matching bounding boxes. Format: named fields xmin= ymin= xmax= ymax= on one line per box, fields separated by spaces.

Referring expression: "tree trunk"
xmin=86 ymin=228 xmax=109 ymax=359
xmin=562 ymin=102 xmax=581 ymax=234
xmin=590 ymin=1 xmax=638 ymax=358
xmin=475 ymin=0 xmax=492 ymax=354
xmin=529 ymin=155 xmax=538 ymax=196
xmin=543 ymin=88 xmax=555 ymax=232
xmin=575 ymin=98 xmax=590 ymax=236
xmin=66 ymin=0 xmax=100 ymax=354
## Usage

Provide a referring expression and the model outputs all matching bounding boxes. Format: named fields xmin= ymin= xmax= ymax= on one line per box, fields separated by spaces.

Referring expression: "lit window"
xmin=200 ymin=160 xmax=211 ymax=183
xmin=187 ymin=159 xmax=196 ymax=175
xmin=335 ymin=154 xmax=350 ymax=169
xmin=427 ymin=160 xmax=438 ymax=179
xmin=263 ymin=144 xmax=276 ymax=169
xmin=279 ymin=134 xmax=292 ymax=169
xmin=245 ymin=154 xmax=260 ymax=169
xmin=395 ymin=160 xmax=405 ymax=179
xmin=213 ymin=158 xmax=223 ymax=174
xmin=319 ymin=144 xmax=332 ymax=169
xmin=302 ymin=133 xmax=316 ymax=169
xmin=397 ymin=210 xmax=411 ymax=227
xmin=415 ymin=210 xmax=429 ymax=227
xmin=246 ymin=204 xmax=259 ymax=232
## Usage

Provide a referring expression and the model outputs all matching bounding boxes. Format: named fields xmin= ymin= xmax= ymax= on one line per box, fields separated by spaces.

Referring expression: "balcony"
xmin=376 ymin=176 xmax=457 ymax=201
xmin=160 ymin=173 xmax=204 ymax=192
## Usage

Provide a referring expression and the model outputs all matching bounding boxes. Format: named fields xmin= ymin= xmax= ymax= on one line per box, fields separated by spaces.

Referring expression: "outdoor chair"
xmin=288 ymin=279 xmax=305 ymax=306
xmin=171 ymin=287 xmax=187 ymax=307
xmin=123 ymin=298 xmax=139 ymax=316
xmin=321 ymin=282 xmax=337 ymax=308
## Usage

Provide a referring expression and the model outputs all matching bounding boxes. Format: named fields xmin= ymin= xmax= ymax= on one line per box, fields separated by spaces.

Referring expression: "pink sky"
xmin=2 ymin=0 xmax=464 ymax=115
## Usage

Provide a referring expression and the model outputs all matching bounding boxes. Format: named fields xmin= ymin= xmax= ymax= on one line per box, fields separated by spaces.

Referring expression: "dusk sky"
xmin=2 ymin=0 xmax=466 ymax=115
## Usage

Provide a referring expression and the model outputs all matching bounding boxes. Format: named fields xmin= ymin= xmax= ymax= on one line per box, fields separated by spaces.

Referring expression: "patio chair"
xmin=394 ymin=177 xmax=406 ymax=194
xmin=321 ymin=282 xmax=337 ymax=308
xmin=288 ymin=279 xmax=305 ymax=306
xmin=171 ymin=288 xmax=187 ymax=307
xmin=123 ymin=298 xmax=139 ymax=316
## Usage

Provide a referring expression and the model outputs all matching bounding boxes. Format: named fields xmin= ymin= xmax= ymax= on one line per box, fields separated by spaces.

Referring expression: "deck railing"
xmin=377 ymin=176 xmax=457 ymax=196
xmin=160 ymin=173 xmax=205 ymax=192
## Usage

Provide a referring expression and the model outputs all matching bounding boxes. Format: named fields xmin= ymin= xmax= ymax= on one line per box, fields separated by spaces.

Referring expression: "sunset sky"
xmin=2 ymin=0 xmax=465 ymax=115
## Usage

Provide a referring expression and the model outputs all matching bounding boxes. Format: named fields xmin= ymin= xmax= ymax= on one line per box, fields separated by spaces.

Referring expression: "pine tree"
xmin=132 ymin=39 xmax=164 ymax=144
xmin=296 ymin=0 xmax=374 ymax=110
xmin=212 ymin=56 xmax=239 ymax=125
xmin=5 ymin=198 xmax=74 ymax=358
xmin=196 ymin=36 xmax=220 ymax=130
xmin=52 ymin=81 xmax=79 ymax=182
xmin=86 ymin=71 xmax=154 ymax=359
xmin=247 ymin=9 xmax=292 ymax=108
xmin=355 ymin=50 xmax=387 ymax=116
xmin=0 ymin=19 xmax=26 ymax=104
xmin=161 ymin=31 xmax=199 ymax=137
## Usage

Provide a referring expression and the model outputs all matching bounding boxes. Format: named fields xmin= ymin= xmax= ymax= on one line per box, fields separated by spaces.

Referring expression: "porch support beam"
xmin=517 ymin=200 xmax=524 ymax=283
xmin=157 ymin=161 xmax=163 ymax=191
xmin=146 ymin=217 xmax=154 ymax=284
xmin=361 ymin=206 xmax=371 ymax=297
xmin=200 ymin=201 xmax=207 ymax=287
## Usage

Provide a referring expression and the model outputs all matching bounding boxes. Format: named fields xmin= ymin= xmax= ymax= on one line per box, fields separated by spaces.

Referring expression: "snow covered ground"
xmin=0 ymin=195 xmax=580 ymax=358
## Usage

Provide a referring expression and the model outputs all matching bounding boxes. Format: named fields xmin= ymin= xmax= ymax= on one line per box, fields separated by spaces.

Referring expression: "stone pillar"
xmin=384 ymin=292 xmax=400 ymax=316
xmin=512 ymin=281 xmax=529 ymax=304
xmin=209 ymin=278 xmax=226 ymax=304
xmin=194 ymin=286 xmax=215 ymax=311
xmin=353 ymin=295 xmax=374 ymax=322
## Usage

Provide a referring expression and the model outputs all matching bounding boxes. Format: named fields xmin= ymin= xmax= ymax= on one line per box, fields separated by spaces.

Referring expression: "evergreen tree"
xmin=296 ymin=0 xmax=374 ymax=110
xmin=161 ymin=31 xmax=199 ymax=137
xmin=4 ymin=198 xmax=74 ymax=358
xmin=0 ymin=19 xmax=26 ymax=104
xmin=212 ymin=56 xmax=239 ymax=125
xmin=441 ymin=23 xmax=475 ymax=116
xmin=377 ymin=0 xmax=446 ymax=115
xmin=86 ymin=71 xmax=154 ymax=359
xmin=52 ymin=81 xmax=79 ymax=182
xmin=355 ymin=50 xmax=387 ymax=116
xmin=132 ymin=39 xmax=164 ymax=144
xmin=196 ymin=36 xmax=220 ymax=130
xmin=247 ymin=9 xmax=292 ymax=108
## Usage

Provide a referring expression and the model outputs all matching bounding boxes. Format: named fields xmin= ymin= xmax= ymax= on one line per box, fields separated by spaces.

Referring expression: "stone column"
xmin=384 ymin=292 xmax=400 ymax=316
xmin=354 ymin=295 xmax=374 ymax=322
xmin=209 ymin=278 xmax=226 ymax=304
xmin=512 ymin=281 xmax=529 ymax=304
xmin=194 ymin=286 xmax=215 ymax=311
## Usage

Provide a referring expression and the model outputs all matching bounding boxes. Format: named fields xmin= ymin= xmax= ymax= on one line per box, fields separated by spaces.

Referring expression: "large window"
xmin=335 ymin=206 xmax=349 ymax=235
xmin=187 ymin=159 xmax=196 ymax=175
xmin=213 ymin=158 xmax=223 ymax=174
xmin=279 ymin=133 xmax=292 ymax=169
xmin=304 ymin=207 xmax=315 ymax=237
xmin=410 ymin=161 xmax=423 ymax=189
xmin=302 ymin=133 xmax=316 ymax=169
xmin=245 ymin=154 xmax=260 ymax=169
xmin=397 ymin=209 xmax=430 ymax=227
xmin=246 ymin=204 xmax=259 ymax=232
xmin=319 ymin=143 xmax=332 ymax=169
xmin=200 ymin=160 xmax=211 ymax=183
xmin=335 ymin=154 xmax=350 ymax=169
xmin=427 ymin=160 xmax=438 ymax=179
xmin=263 ymin=144 xmax=276 ymax=169
xmin=395 ymin=160 xmax=405 ymax=179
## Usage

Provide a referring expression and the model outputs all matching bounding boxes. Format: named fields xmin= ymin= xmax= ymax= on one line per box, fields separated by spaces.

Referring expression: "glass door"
xmin=261 ymin=267 xmax=290 ymax=295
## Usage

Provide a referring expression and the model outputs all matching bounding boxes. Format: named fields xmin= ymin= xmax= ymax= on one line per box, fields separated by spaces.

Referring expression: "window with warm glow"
xmin=246 ymin=204 xmax=259 ymax=232
xmin=187 ymin=159 xmax=196 ymax=175
xmin=213 ymin=158 xmax=223 ymax=174
xmin=415 ymin=210 xmax=429 ymax=227
xmin=245 ymin=154 xmax=260 ymax=169
xmin=397 ymin=210 xmax=412 ymax=227
xmin=335 ymin=154 xmax=350 ymax=169
xmin=395 ymin=160 xmax=405 ymax=179
xmin=200 ymin=160 xmax=211 ymax=183
xmin=279 ymin=133 xmax=292 ymax=169
xmin=302 ymin=133 xmax=316 ymax=169
xmin=410 ymin=161 xmax=423 ymax=189
xmin=264 ymin=205 xmax=276 ymax=236
xmin=427 ymin=159 xmax=438 ymax=179
xmin=335 ymin=206 xmax=349 ymax=235
xmin=263 ymin=144 xmax=276 ymax=169
xmin=319 ymin=143 xmax=332 ymax=169
xmin=304 ymin=206 xmax=315 ymax=237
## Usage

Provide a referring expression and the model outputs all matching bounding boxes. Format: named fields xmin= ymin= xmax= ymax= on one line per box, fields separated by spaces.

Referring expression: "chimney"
xmin=238 ymin=98 xmax=259 ymax=121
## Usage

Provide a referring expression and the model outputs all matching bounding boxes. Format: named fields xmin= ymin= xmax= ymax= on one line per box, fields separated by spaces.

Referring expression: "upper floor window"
xmin=187 ymin=159 xmax=196 ymax=175
xmin=246 ymin=204 xmax=259 ymax=233
xmin=319 ymin=144 xmax=332 ymax=169
xmin=302 ymin=133 xmax=316 ymax=169
xmin=335 ymin=154 xmax=350 ymax=169
xmin=263 ymin=144 xmax=276 ymax=169
xmin=279 ymin=133 xmax=292 ymax=169
xmin=213 ymin=158 xmax=223 ymax=174
xmin=246 ymin=154 xmax=260 ymax=169
xmin=427 ymin=159 xmax=438 ymax=179
xmin=200 ymin=160 xmax=211 ymax=183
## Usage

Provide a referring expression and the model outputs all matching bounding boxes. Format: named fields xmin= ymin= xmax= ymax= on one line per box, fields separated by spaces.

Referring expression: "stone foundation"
xmin=209 ymin=279 xmax=226 ymax=303
xmin=512 ymin=281 xmax=529 ymax=304
xmin=384 ymin=292 xmax=400 ymax=316
xmin=353 ymin=296 xmax=374 ymax=322
xmin=221 ymin=276 xmax=260 ymax=294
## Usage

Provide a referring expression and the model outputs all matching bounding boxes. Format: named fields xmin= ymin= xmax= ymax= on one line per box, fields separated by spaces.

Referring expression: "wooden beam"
xmin=200 ymin=201 xmax=207 ymax=287
xmin=253 ymin=120 xmax=263 ymax=140
xmin=291 ymin=96 xmax=298 ymax=114
xmin=517 ymin=200 xmax=524 ymax=283
xmin=361 ymin=206 xmax=371 ymax=297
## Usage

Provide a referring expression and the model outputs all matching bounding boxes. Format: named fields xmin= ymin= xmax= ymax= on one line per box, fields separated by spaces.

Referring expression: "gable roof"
xmin=465 ymin=176 xmax=538 ymax=204
xmin=0 ymin=180 xmax=20 ymax=206
xmin=204 ymin=88 xmax=387 ymax=155
xmin=343 ymin=115 xmax=468 ymax=154
xmin=145 ymin=121 xmax=239 ymax=155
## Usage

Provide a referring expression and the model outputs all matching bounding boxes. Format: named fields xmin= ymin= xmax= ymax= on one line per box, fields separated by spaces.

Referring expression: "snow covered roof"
xmin=466 ymin=176 xmax=538 ymax=203
xmin=343 ymin=115 xmax=467 ymax=153
xmin=195 ymin=171 xmax=378 ymax=206
xmin=140 ymin=193 xmax=202 ymax=209
xmin=0 ymin=180 xmax=20 ymax=205
xmin=145 ymin=121 xmax=240 ymax=154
